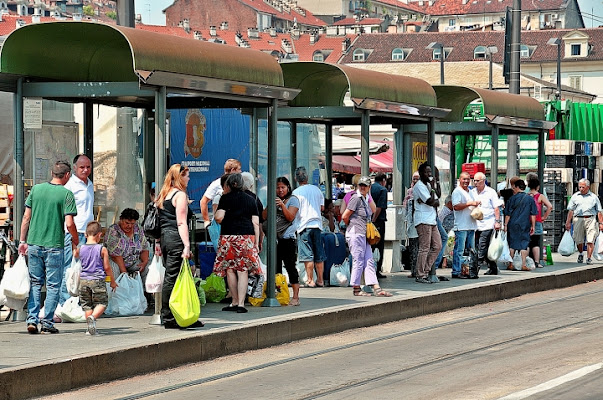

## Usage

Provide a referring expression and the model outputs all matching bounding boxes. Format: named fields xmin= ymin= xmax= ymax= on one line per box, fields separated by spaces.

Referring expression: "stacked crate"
xmin=542 ymin=178 xmax=567 ymax=252
xmin=0 ymin=185 xmax=10 ymax=225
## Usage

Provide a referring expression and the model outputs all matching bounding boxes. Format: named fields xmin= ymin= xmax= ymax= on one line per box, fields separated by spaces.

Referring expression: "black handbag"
xmin=143 ymin=202 xmax=161 ymax=239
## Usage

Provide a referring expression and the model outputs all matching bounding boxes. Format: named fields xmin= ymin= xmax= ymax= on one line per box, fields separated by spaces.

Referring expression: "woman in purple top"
xmin=341 ymin=176 xmax=392 ymax=297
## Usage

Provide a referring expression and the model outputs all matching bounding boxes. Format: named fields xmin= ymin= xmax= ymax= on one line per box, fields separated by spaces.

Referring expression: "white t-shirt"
xmin=203 ymin=178 xmax=222 ymax=202
xmin=292 ymin=184 xmax=324 ymax=233
xmin=470 ymin=186 xmax=503 ymax=231
xmin=64 ymin=174 xmax=94 ymax=234
xmin=412 ymin=180 xmax=437 ymax=226
xmin=452 ymin=186 xmax=477 ymax=231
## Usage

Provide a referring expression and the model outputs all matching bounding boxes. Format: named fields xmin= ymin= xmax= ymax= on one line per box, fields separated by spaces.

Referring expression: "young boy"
xmin=74 ymin=221 xmax=117 ymax=335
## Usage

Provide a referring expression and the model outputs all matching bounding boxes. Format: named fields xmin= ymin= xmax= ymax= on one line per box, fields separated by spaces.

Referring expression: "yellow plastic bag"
xmin=169 ymin=258 xmax=201 ymax=327
xmin=366 ymin=222 xmax=381 ymax=245
xmin=275 ymin=273 xmax=290 ymax=306
xmin=248 ymin=282 xmax=266 ymax=307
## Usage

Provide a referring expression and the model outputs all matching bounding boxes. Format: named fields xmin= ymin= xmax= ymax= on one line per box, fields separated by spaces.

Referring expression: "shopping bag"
xmin=145 ymin=255 xmax=166 ymax=293
xmin=558 ymin=231 xmax=576 ymax=257
xmin=207 ymin=218 xmax=221 ymax=251
xmin=65 ymin=257 xmax=82 ymax=297
xmin=329 ymin=257 xmax=351 ymax=287
xmin=487 ymin=230 xmax=504 ymax=262
xmin=249 ymin=281 xmax=266 ymax=307
xmin=511 ymin=252 xmax=523 ymax=271
xmin=1 ymin=255 xmax=30 ymax=300
xmin=595 ymin=232 xmax=603 ymax=261
xmin=105 ymin=273 xmax=147 ymax=316
xmin=56 ymin=296 xmax=86 ymax=323
xmin=193 ymin=278 xmax=206 ymax=306
xmin=169 ymin=258 xmax=201 ymax=327
xmin=525 ymin=256 xmax=536 ymax=270
xmin=201 ymin=273 xmax=227 ymax=303
xmin=247 ymin=273 xmax=265 ymax=299
xmin=296 ymin=261 xmax=317 ymax=285
xmin=497 ymin=232 xmax=513 ymax=264
xmin=275 ymin=273 xmax=290 ymax=306
xmin=366 ymin=222 xmax=381 ymax=245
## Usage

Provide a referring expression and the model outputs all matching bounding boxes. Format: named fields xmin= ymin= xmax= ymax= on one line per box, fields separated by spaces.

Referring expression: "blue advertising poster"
xmin=170 ymin=108 xmax=250 ymax=213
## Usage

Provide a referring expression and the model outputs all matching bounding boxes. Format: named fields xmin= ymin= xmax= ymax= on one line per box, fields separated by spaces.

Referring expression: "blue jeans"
xmin=60 ymin=232 xmax=86 ymax=305
xmin=27 ymin=245 xmax=65 ymax=328
xmin=452 ymin=230 xmax=475 ymax=276
xmin=434 ymin=218 xmax=448 ymax=270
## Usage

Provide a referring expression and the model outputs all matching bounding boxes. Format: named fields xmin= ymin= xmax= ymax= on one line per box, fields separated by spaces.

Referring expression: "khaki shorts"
xmin=572 ymin=216 xmax=598 ymax=244
xmin=79 ymin=279 xmax=109 ymax=310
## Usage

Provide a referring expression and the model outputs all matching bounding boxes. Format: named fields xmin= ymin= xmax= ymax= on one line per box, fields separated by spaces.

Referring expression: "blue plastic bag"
xmin=208 ymin=218 xmax=220 ymax=251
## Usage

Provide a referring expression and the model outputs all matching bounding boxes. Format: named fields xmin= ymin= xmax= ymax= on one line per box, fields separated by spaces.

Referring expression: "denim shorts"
xmin=79 ymin=279 xmax=108 ymax=310
xmin=297 ymin=228 xmax=327 ymax=262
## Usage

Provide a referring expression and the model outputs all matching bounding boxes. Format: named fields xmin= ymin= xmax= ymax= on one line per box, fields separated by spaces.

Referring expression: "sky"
xmin=134 ymin=0 xmax=603 ymax=27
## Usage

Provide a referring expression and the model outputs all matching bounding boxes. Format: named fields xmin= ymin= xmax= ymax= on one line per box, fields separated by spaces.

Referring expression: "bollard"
xmin=149 ymin=291 xmax=162 ymax=325
xmin=545 ymin=244 xmax=554 ymax=265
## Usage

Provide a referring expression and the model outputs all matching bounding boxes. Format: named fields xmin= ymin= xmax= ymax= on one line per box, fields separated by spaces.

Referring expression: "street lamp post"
xmin=426 ymin=42 xmax=445 ymax=84
xmin=547 ymin=38 xmax=562 ymax=100
xmin=486 ymin=45 xmax=498 ymax=90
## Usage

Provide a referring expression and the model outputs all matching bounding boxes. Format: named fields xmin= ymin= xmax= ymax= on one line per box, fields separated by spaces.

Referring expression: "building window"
xmin=473 ymin=45 xmax=487 ymax=59
xmin=353 ymin=48 xmax=365 ymax=61
xmin=432 ymin=47 xmax=448 ymax=60
xmin=571 ymin=44 xmax=581 ymax=56
xmin=449 ymin=19 xmax=455 ymax=26
xmin=313 ymin=51 xmax=324 ymax=62
xmin=569 ymin=75 xmax=582 ymax=90
xmin=392 ymin=48 xmax=405 ymax=61
xmin=520 ymin=44 xmax=530 ymax=58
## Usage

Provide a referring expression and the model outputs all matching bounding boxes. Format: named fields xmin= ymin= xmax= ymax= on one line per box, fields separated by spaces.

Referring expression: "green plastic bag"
xmin=194 ymin=278 xmax=207 ymax=306
xmin=201 ymin=273 xmax=227 ymax=303
xmin=169 ymin=259 xmax=201 ymax=327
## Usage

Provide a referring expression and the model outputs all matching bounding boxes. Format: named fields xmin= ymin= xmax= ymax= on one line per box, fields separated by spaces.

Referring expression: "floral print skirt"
xmin=213 ymin=235 xmax=260 ymax=277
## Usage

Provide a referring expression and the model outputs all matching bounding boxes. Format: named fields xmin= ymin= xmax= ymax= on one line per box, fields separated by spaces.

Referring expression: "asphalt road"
xmin=39 ymin=282 xmax=603 ymax=400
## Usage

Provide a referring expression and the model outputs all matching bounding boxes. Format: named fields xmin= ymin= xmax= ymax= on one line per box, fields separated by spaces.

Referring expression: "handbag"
xmin=357 ymin=194 xmax=381 ymax=245
xmin=169 ymin=258 xmax=201 ymax=327
xmin=143 ymin=202 xmax=161 ymax=239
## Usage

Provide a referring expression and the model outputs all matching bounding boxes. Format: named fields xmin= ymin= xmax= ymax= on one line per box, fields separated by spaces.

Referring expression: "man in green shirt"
xmin=18 ymin=160 xmax=79 ymax=334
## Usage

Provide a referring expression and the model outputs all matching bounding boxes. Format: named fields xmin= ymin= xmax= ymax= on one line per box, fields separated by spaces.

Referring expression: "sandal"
xmin=353 ymin=286 xmax=371 ymax=297
xmin=289 ymin=298 xmax=300 ymax=306
xmin=373 ymin=287 xmax=393 ymax=297
xmin=305 ymin=281 xmax=316 ymax=288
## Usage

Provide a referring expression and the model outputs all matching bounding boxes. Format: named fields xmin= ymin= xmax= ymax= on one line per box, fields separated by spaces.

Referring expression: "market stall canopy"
xmin=321 ymin=132 xmax=389 ymax=154
xmin=332 ymin=148 xmax=393 ymax=174
xmin=0 ymin=21 xmax=296 ymax=106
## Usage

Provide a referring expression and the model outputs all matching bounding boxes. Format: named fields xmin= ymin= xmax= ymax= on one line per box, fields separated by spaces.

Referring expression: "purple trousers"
xmin=346 ymin=234 xmax=378 ymax=286
xmin=416 ymin=223 xmax=442 ymax=279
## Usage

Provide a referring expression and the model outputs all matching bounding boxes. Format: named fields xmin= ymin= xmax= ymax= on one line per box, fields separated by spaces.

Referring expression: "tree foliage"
xmin=106 ymin=11 xmax=117 ymax=20
xmin=83 ymin=4 xmax=94 ymax=16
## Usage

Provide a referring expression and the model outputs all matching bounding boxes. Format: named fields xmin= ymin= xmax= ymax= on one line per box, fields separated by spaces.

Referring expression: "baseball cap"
xmin=358 ymin=176 xmax=371 ymax=186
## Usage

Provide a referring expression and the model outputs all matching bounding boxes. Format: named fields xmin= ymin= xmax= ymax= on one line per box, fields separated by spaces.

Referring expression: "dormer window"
xmin=392 ymin=48 xmax=406 ymax=61
xmin=432 ymin=47 xmax=449 ymax=60
xmin=473 ymin=45 xmax=487 ymax=59
xmin=520 ymin=44 xmax=531 ymax=58
xmin=353 ymin=48 xmax=365 ymax=61
xmin=313 ymin=51 xmax=324 ymax=62
xmin=571 ymin=44 xmax=581 ymax=56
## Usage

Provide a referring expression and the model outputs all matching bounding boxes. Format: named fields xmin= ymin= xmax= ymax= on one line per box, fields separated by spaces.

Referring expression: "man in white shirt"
xmin=292 ymin=166 xmax=326 ymax=287
xmin=451 ymin=171 xmax=480 ymax=278
xmin=470 ymin=172 xmax=503 ymax=275
xmin=60 ymin=154 xmax=94 ymax=306
xmin=412 ymin=163 xmax=442 ymax=284
xmin=200 ymin=159 xmax=241 ymax=228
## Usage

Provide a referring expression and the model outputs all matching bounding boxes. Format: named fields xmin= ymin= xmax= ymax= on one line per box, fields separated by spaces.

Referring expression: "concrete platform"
xmin=1 ymin=253 xmax=602 ymax=400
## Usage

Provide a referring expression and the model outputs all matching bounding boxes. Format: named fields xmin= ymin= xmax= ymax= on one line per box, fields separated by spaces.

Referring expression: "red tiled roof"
xmin=237 ymin=0 xmax=326 ymax=27
xmin=392 ymin=0 xmax=568 ymax=17
xmin=0 ymin=14 xmax=72 ymax=36
xmin=293 ymin=33 xmax=359 ymax=61
xmin=339 ymin=28 xmax=603 ymax=64
xmin=333 ymin=17 xmax=383 ymax=26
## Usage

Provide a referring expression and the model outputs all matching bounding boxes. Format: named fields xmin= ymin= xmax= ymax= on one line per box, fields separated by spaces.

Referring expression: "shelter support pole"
xmin=491 ymin=126 xmax=499 ymax=187
xmin=402 ymin=128 xmax=412 ymax=190
xmin=427 ymin=118 xmax=436 ymax=168
xmin=150 ymin=86 xmax=167 ymax=326
xmin=263 ymin=99 xmax=280 ymax=307
xmin=538 ymin=128 xmax=545 ymax=255
xmin=450 ymin=134 xmax=456 ymax=191
xmin=250 ymin=109 xmax=259 ymax=178
xmin=361 ymin=110 xmax=370 ymax=176
xmin=13 ymin=77 xmax=24 ymax=242
xmin=142 ymin=109 xmax=155 ymax=205
xmin=325 ymin=124 xmax=333 ymax=199
xmin=83 ymin=102 xmax=94 ymax=181
xmin=391 ymin=125 xmax=404 ymax=273
xmin=290 ymin=122 xmax=297 ymax=188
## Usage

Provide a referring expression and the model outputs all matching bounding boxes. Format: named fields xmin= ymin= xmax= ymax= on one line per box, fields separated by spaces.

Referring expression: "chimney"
xmin=209 ymin=26 xmax=217 ymax=36
xmin=247 ymin=27 xmax=259 ymax=39
xmin=182 ymin=18 xmax=190 ymax=33
xmin=281 ymin=39 xmax=292 ymax=54
xmin=16 ymin=19 xmax=26 ymax=28
xmin=341 ymin=37 xmax=351 ymax=52
xmin=291 ymin=27 xmax=300 ymax=40
xmin=73 ymin=13 xmax=82 ymax=21
xmin=135 ymin=14 xmax=142 ymax=24
xmin=194 ymin=31 xmax=202 ymax=40
xmin=32 ymin=14 xmax=41 ymax=23
xmin=220 ymin=21 xmax=228 ymax=30
xmin=269 ymin=27 xmax=277 ymax=37
xmin=309 ymin=31 xmax=317 ymax=44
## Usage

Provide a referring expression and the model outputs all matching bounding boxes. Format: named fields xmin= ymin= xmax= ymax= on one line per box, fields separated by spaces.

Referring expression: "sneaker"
xmin=27 ymin=323 xmax=39 ymax=334
xmin=415 ymin=277 xmax=431 ymax=284
xmin=86 ymin=315 xmax=97 ymax=336
xmin=577 ymin=254 xmax=584 ymax=263
xmin=586 ymin=258 xmax=593 ymax=265
xmin=40 ymin=326 xmax=59 ymax=334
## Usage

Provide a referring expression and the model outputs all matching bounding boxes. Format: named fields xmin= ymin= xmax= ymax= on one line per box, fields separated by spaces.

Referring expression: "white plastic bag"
xmin=497 ymin=232 xmax=513 ymax=264
xmin=66 ymin=257 xmax=82 ymax=296
xmin=558 ymin=231 xmax=576 ymax=257
xmin=330 ymin=258 xmax=351 ymax=287
xmin=1 ymin=255 xmax=30 ymax=299
xmin=487 ymin=230 xmax=504 ymax=262
xmin=595 ymin=232 xmax=603 ymax=261
xmin=525 ymin=256 xmax=536 ymax=270
xmin=296 ymin=261 xmax=317 ymax=285
xmin=0 ymin=281 xmax=6 ymax=306
xmin=511 ymin=252 xmax=523 ymax=271
xmin=145 ymin=255 xmax=166 ymax=293
xmin=56 ymin=296 xmax=86 ymax=323
xmin=106 ymin=273 xmax=147 ymax=316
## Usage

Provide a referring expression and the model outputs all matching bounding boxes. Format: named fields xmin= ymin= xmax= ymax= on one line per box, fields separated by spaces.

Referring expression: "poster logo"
xmin=184 ymin=109 xmax=206 ymax=158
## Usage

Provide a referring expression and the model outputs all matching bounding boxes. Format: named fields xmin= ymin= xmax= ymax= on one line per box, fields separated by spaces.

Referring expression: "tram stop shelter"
xmin=404 ymin=86 xmax=557 ymax=189
xmin=0 ymin=21 xmax=299 ymax=305
xmin=263 ymin=62 xmax=451 ymax=271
